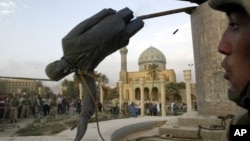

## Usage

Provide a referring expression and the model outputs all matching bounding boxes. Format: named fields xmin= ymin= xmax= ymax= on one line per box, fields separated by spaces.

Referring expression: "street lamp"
xmin=188 ymin=64 xmax=194 ymax=82
xmin=188 ymin=64 xmax=193 ymax=69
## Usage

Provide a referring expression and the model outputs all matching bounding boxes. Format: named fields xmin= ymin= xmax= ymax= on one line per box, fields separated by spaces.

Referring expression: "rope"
xmin=77 ymin=70 xmax=105 ymax=141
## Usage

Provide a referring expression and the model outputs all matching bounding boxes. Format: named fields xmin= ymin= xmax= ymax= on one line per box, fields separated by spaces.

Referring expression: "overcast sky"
xmin=0 ymin=0 xmax=197 ymax=92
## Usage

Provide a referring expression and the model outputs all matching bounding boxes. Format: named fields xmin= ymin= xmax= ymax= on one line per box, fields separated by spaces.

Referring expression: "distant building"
xmin=0 ymin=79 xmax=48 ymax=95
xmin=119 ymin=46 xmax=178 ymax=103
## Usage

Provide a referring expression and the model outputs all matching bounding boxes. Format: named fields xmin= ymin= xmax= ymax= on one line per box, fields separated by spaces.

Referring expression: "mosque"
xmin=117 ymin=46 xmax=197 ymax=109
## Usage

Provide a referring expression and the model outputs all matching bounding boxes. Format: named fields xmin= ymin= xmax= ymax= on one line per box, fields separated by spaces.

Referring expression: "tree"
xmin=166 ymin=82 xmax=179 ymax=95
xmin=147 ymin=64 xmax=161 ymax=101
xmin=61 ymin=79 xmax=79 ymax=99
xmin=73 ymin=71 xmax=109 ymax=100
xmin=147 ymin=64 xmax=160 ymax=81
xmin=177 ymin=82 xmax=186 ymax=89
xmin=97 ymin=73 xmax=109 ymax=99
xmin=98 ymin=73 xmax=109 ymax=85
xmin=165 ymin=82 xmax=182 ymax=102
xmin=105 ymin=87 xmax=118 ymax=101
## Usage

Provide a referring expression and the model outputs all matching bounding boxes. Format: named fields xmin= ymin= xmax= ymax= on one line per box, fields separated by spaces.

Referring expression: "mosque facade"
xmin=118 ymin=46 xmax=194 ymax=106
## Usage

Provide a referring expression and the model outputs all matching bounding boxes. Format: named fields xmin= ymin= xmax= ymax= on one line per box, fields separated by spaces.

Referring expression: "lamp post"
xmin=188 ymin=64 xmax=193 ymax=70
xmin=188 ymin=64 xmax=193 ymax=82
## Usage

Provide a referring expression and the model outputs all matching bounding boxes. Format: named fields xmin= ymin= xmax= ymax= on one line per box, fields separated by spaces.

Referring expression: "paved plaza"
xmin=0 ymin=116 xmax=176 ymax=141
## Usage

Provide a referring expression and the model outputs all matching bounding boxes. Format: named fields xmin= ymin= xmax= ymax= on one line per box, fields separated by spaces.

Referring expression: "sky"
xmin=0 ymin=0 xmax=197 ymax=92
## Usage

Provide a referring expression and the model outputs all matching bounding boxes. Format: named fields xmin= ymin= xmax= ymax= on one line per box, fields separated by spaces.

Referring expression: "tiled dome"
xmin=138 ymin=46 xmax=166 ymax=71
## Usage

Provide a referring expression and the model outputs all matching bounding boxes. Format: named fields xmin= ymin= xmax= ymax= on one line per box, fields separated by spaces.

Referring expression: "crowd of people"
xmin=0 ymin=92 xmax=189 ymax=125
xmin=121 ymin=102 xmax=187 ymax=117
xmin=0 ymin=93 xmax=82 ymax=124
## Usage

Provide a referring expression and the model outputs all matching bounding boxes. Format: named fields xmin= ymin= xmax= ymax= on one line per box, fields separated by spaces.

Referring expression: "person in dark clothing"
xmin=209 ymin=0 xmax=250 ymax=140
xmin=0 ymin=95 xmax=5 ymax=120
xmin=149 ymin=103 xmax=157 ymax=116
xmin=97 ymin=101 xmax=102 ymax=112
xmin=76 ymin=98 xmax=81 ymax=114
xmin=61 ymin=96 xmax=68 ymax=114
xmin=128 ymin=102 xmax=138 ymax=117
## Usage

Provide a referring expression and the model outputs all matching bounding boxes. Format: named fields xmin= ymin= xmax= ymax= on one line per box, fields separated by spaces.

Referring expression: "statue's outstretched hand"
xmin=46 ymin=7 xmax=144 ymax=81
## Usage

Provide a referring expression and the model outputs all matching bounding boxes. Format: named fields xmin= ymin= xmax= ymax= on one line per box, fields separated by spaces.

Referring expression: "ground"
xmin=15 ymin=112 xmax=126 ymax=136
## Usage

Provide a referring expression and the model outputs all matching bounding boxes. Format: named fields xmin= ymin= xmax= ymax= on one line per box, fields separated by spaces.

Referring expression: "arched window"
xmin=144 ymin=87 xmax=149 ymax=100
xmin=135 ymin=88 xmax=140 ymax=100
xmin=152 ymin=87 xmax=158 ymax=101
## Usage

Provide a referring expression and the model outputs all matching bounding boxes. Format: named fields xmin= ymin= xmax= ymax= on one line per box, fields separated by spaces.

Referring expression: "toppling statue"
xmin=45 ymin=8 xmax=144 ymax=141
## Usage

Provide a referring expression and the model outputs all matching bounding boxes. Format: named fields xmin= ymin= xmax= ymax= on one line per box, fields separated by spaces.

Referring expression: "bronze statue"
xmin=45 ymin=7 xmax=144 ymax=141
xmin=178 ymin=0 xmax=207 ymax=5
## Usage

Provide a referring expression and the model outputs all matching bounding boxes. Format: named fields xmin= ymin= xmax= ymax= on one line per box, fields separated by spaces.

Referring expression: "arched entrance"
xmin=152 ymin=87 xmax=158 ymax=101
xmin=135 ymin=88 xmax=140 ymax=100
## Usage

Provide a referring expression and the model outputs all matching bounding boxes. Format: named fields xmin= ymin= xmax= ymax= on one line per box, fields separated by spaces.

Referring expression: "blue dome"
xmin=138 ymin=46 xmax=166 ymax=71
xmin=138 ymin=46 xmax=166 ymax=65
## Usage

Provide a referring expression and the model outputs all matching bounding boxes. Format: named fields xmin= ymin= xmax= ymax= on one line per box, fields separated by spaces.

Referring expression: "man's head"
xmin=208 ymin=0 xmax=250 ymax=96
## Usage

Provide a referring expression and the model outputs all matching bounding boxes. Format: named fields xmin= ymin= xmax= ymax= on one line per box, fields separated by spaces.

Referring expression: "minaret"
xmin=119 ymin=47 xmax=128 ymax=83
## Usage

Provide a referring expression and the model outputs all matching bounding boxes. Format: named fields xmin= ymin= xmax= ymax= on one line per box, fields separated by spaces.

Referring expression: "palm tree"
xmin=147 ymin=64 xmax=161 ymax=101
xmin=98 ymin=74 xmax=109 ymax=86
xmin=147 ymin=64 xmax=160 ymax=81
xmin=98 ymin=73 xmax=109 ymax=95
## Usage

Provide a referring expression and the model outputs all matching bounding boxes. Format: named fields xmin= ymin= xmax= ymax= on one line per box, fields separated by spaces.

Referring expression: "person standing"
xmin=21 ymin=94 xmax=31 ymax=118
xmin=39 ymin=95 xmax=44 ymax=117
xmin=49 ymin=95 xmax=57 ymax=118
xmin=208 ymin=0 xmax=250 ymax=140
xmin=33 ymin=94 xmax=41 ymax=117
xmin=43 ymin=95 xmax=51 ymax=117
xmin=17 ymin=94 xmax=24 ymax=119
xmin=111 ymin=98 xmax=119 ymax=117
xmin=61 ymin=96 xmax=68 ymax=114
xmin=0 ymin=95 xmax=5 ymax=120
xmin=30 ymin=94 xmax=36 ymax=116
xmin=56 ymin=95 xmax=63 ymax=114
xmin=68 ymin=99 xmax=75 ymax=115
xmin=128 ymin=102 xmax=138 ymax=117
xmin=96 ymin=101 xmax=102 ymax=112
xmin=75 ymin=97 xmax=81 ymax=114
xmin=9 ymin=94 xmax=19 ymax=123
xmin=3 ymin=95 xmax=10 ymax=119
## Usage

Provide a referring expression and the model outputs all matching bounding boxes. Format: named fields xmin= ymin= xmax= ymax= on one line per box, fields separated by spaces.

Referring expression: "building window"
xmin=135 ymin=88 xmax=140 ymax=100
